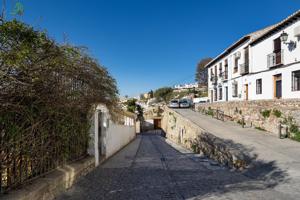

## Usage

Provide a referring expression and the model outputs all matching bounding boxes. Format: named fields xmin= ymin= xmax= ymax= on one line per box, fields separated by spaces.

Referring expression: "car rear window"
xmin=171 ymin=100 xmax=178 ymax=103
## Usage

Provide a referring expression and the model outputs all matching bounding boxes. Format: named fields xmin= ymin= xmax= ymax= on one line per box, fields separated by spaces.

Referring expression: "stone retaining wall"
xmin=195 ymin=99 xmax=300 ymax=135
xmin=161 ymin=107 xmax=252 ymax=169
xmin=2 ymin=157 xmax=95 ymax=200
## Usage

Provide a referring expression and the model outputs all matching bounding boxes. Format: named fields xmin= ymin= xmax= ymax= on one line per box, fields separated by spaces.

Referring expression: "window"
xmin=234 ymin=57 xmax=239 ymax=73
xmin=214 ymin=65 xmax=217 ymax=76
xmin=292 ymin=70 xmax=300 ymax=91
xmin=244 ymin=47 xmax=249 ymax=67
xmin=224 ymin=59 xmax=228 ymax=79
xmin=218 ymin=87 xmax=223 ymax=100
xmin=219 ymin=63 xmax=222 ymax=77
xmin=224 ymin=59 xmax=228 ymax=67
xmin=232 ymin=82 xmax=238 ymax=97
xmin=256 ymin=79 xmax=262 ymax=94
xmin=214 ymin=88 xmax=217 ymax=101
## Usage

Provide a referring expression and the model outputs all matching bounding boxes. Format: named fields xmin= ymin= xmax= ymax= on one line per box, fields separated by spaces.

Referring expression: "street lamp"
xmin=280 ymin=31 xmax=288 ymax=43
xmin=280 ymin=31 xmax=297 ymax=48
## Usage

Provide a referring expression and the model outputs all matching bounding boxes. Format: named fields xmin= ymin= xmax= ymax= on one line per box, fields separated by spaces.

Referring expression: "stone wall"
xmin=195 ymin=99 xmax=300 ymax=135
xmin=3 ymin=157 xmax=95 ymax=200
xmin=161 ymin=107 xmax=252 ymax=169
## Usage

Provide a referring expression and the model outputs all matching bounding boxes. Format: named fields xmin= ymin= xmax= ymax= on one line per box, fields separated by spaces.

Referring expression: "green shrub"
xmin=272 ymin=109 xmax=282 ymax=118
xmin=0 ymin=20 xmax=119 ymax=174
xmin=207 ymin=108 xmax=214 ymax=116
xmin=237 ymin=119 xmax=245 ymax=126
xmin=293 ymin=133 xmax=300 ymax=142
xmin=261 ymin=110 xmax=271 ymax=118
xmin=191 ymin=143 xmax=199 ymax=153
xmin=255 ymin=126 xmax=266 ymax=131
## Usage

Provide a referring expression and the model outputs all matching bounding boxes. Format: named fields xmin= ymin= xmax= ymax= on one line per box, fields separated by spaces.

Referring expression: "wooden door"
xmin=273 ymin=74 xmax=282 ymax=99
xmin=154 ymin=119 xmax=161 ymax=129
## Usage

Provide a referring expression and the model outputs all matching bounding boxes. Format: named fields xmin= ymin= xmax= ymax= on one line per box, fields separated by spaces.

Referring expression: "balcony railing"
xmin=218 ymin=72 xmax=222 ymax=78
xmin=210 ymin=75 xmax=218 ymax=85
xmin=220 ymin=71 xmax=228 ymax=81
xmin=267 ymin=50 xmax=284 ymax=68
xmin=240 ymin=63 xmax=249 ymax=75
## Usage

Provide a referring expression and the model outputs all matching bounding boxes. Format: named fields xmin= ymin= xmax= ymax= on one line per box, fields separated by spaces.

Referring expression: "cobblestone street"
xmin=56 ymin=133 xmax=293 ymax=200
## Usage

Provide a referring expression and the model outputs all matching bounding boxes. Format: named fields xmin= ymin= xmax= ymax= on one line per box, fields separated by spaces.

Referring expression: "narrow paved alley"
xmin=56 ymin=133 xmax=292 ymax=200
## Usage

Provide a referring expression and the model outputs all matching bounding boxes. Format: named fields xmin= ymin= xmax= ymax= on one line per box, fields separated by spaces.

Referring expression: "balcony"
xmin=210 ymin=75 xmax=218 ymax=85
xmin=240 ymin=63 xmax=249 ymax=75
xmin=267 ymin=50 xmax=284 ymax=68
xmin=220 ymin=71 xmax=228 ymax=81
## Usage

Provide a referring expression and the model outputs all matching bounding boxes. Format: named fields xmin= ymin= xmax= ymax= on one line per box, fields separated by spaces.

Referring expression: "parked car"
xmin=168 ymin=99 xmax=180 ymax=108
xmin=179 ymin=99 xmax=191 ymax=108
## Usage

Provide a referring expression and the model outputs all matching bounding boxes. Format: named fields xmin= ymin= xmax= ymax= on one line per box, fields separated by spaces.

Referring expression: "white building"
xmin=174 ymin=82 xmax=199 ymax=90
xmin=206 ymin=10 xmax=300 ymax=102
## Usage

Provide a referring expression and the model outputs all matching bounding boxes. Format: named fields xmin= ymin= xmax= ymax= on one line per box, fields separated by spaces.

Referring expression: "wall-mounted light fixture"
xmin=280 ymin=31 xmax=297 ymax=49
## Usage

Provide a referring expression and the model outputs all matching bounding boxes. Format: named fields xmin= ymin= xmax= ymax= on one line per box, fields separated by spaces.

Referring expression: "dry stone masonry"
xmin=195 ymin=99 xmax=300 ymax=137
xmin=161 ymin=107 xmax=252 ymax=169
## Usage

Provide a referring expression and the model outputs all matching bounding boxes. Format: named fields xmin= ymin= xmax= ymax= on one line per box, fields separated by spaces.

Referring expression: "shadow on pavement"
xmin=55 ymin=132 xmax=289 ymax=200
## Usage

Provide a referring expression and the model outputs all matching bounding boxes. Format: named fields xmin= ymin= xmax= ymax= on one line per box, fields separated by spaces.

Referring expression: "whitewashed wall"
xmin=252 ymin=20 xmax=300 ymax=72
xmin=208 ymin=17 xmax=300 ymax=102
xmin=88 ymin=104 xmax=136 ymax=166
xmin=251 ymin=20 xmax=300 ymax=99
xmin=208 ymin=39 xmax=251 ymax=102
xmin=105 ymin=120 xmax=136 ymax=159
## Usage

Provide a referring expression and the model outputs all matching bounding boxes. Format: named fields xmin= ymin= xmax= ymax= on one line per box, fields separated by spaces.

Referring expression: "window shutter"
xmin=232 ymin=82 xmax=237 ymax=97
xmin=274 ymin=38 xmax=281 ymax=53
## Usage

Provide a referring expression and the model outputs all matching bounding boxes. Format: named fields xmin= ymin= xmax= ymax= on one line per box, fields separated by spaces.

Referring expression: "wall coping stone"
xmin=1 ymin=156 xmax=95 ymax=200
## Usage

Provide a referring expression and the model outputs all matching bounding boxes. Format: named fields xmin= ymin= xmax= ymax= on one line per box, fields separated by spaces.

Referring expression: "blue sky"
xmin=3 ymin=0 xmax=300 ymax=96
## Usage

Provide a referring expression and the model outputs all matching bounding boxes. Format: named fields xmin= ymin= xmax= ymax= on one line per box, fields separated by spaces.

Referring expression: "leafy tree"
xmin=195 ymin=58 xmax=213 ymax=85
xmin=135 ymin=104 xmax=144 ymax=121
xmin=11 ymin=1 xmax=24 ymax=17
xmin=0 ymin=20 xmax=119 ymax=177
xmin=154 ymin=87 xmax=173 ymax=102
xmin=148 ymin=90 xmax=154 ymax=98
xmin=126 ymin=98 xmax=137 ymax=113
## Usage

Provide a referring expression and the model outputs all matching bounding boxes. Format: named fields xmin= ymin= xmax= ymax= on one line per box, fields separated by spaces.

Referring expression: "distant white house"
xmin=174 ymin=82 xmax=199 ymax=90
xmin=206 ymin=10 xmax=300 ymax=102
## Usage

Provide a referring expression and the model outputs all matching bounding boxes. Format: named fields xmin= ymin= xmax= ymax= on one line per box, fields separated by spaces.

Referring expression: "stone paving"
xmin=55 ymin=133 xmax=296 ymax=200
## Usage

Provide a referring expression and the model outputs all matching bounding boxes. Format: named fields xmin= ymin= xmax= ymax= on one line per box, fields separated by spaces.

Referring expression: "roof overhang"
xmin=205 ymin=9 xmax=300 ymax=68
xmin=205 ymin=36 xmax=250 ymax=68
xmin=250 ymin=10 xmax=300 ymax=46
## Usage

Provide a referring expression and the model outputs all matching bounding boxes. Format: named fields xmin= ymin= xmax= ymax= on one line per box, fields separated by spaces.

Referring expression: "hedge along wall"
xmin=195 ymin=99 xmax=300 ymax=137
xmin=0 ymin=20 xmax=119 ymax=193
